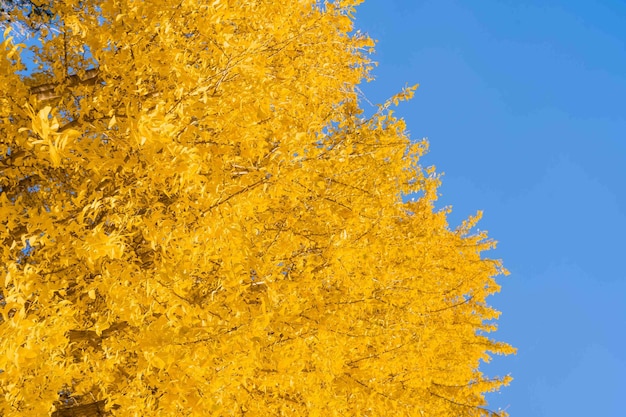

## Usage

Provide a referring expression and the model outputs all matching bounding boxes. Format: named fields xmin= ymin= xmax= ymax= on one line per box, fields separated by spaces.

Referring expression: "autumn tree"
xmin=0 ymin=1 xmax=514 ymax=416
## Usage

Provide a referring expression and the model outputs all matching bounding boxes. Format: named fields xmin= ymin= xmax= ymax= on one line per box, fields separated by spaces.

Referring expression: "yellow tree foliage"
xmin=0 ymin=1 xmax=515 ymax=416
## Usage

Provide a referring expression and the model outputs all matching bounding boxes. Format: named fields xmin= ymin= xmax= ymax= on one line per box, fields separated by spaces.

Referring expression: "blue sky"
xmin=355 ymin=1 xmax=626 ymax=416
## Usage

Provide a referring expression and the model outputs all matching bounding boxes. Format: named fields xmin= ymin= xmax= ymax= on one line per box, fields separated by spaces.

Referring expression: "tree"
xmin=0 ymin=1 xmax=515 ymax=416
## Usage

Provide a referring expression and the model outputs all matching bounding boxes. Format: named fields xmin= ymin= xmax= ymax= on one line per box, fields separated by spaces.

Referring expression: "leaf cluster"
xmin=0 ymin=1 xmax=514 ymax=416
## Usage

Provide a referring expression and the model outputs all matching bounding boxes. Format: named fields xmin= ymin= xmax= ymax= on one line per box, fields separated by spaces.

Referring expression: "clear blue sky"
xmin=355 ymin=1 xmax=626 ymax=416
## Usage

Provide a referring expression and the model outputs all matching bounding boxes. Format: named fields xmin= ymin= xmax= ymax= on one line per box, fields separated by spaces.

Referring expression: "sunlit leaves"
xmin=0 ymin=1 xmax=513 ymax=416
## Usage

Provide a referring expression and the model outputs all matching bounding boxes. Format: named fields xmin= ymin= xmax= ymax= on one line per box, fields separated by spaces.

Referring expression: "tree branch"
xmin=29 ymin=68 xmax=101 ymax=101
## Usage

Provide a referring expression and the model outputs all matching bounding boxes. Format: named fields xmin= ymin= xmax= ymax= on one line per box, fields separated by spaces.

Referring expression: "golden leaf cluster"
xmin=0 ymin=1 xmax=514 ymax=416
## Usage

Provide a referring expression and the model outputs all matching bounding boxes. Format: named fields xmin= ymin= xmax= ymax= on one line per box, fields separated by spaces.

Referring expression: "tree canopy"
xmin=0 ymin=1 xmax=514 ymax=416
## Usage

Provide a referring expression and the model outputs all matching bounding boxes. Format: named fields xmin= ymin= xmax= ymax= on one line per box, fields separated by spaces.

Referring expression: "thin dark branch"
xmin=428 ymin=389 xmax=505 ymax=417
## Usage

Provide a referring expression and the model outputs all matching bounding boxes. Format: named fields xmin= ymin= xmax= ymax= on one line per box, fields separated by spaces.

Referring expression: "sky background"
xmin=354 ymin=1 xmax=626 ymax=416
